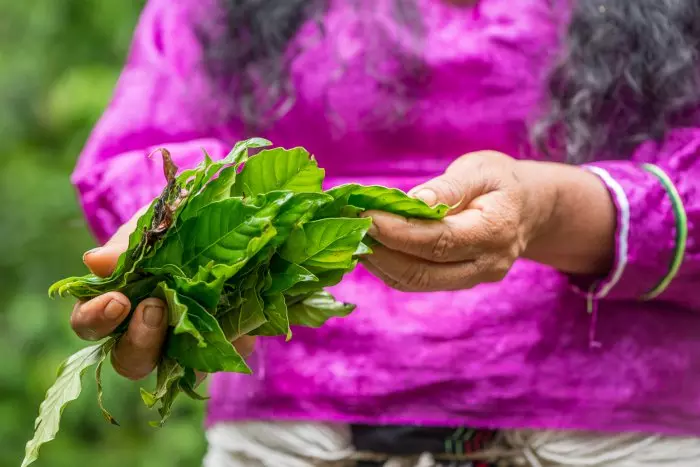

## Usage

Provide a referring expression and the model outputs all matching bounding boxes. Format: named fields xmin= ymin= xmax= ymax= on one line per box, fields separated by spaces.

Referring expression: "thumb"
xmin=83 ymin=206 xmax=146 ymax=277
xmin=409 ymin=174 xmax=465 ymax=208
xmin=408 ymin=152 xmax=504 ymax=212
xmin=408 ymin=165 xmax=483 ymax=213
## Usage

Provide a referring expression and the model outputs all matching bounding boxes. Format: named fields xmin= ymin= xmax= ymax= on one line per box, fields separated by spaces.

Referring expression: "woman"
xmin=69 ymin=0 xmax=700 ymax=465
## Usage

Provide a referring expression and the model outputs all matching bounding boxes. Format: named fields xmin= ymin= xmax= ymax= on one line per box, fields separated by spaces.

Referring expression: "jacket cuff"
xmin=568 ymin=162 xmax=678 ymax=301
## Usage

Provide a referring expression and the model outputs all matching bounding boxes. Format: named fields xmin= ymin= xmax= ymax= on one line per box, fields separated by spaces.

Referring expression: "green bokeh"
xmin=0 ymin=2 xmax=207 ymax=466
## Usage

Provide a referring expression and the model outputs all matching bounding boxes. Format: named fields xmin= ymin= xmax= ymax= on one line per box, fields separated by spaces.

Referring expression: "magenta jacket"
xmin=74 ymin=0 xmax=700 ymax=436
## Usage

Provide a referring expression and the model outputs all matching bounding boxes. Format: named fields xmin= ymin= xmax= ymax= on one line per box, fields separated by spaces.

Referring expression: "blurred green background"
xmin=0 ymin=2 xmax=207 ymax=466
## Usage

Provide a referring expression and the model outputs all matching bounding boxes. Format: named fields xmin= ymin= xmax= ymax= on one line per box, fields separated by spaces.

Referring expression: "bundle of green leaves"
xmin=21 ymin=138 xmax=448 ymax=467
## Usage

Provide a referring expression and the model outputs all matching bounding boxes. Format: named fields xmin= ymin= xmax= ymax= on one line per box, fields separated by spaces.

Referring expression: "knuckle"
xmin=401 ymin=263 xmax=431 ymax=291
xmin=381 ymin=275 xmax=412 ymax=292
xmin=480 ymin=150 xmax=510 ymax=161
xmin=431 ymin=227 xmax=458 ymax=262
xmin=383 ymin=276 xmax=403 ymax=291
xmin=432 ymin=177 xmax=463 ymax=204
xmin=394 ymin=230 xmax=415 ymax=253
xmin=486 ymin=256 xmax=513 ymax=282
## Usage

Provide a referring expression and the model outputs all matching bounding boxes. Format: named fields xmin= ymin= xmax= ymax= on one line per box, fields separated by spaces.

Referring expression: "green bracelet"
xmin=641 ymin=163 xmax=688 ymax=300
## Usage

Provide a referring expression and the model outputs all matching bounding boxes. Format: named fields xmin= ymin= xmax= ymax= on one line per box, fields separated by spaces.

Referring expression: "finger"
xmin=363 ymin=245 xmax=483 ymax=292
xmin=364 ymin=209 xmax=487 ymax=263
xmin=83 ymin=206 xmax=146 ymax=277
xmin=360 ymin=259 xmax=404 ymax=288
xmin=408 ymin=154 xmax=498 ymax=209
xmin=111 ymin=298 xmax=167 ymax=380
xmin=82 ymin=243 xmax=127 ymax=278
xmin=71 ymin=292 xmax=131 ymax=341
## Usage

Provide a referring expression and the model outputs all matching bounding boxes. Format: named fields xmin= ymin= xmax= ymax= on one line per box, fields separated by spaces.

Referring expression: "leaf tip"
xmin=140 ymin=388 xmax=157 ymax=409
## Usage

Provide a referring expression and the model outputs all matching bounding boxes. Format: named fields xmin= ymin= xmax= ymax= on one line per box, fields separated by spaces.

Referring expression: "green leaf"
xmin=279 ymin=218 xmax=372 ymax=272
xmin=269 ymin=192 xmax=333 ymax=246
xmin=222 ymin=137 xmax=272 ymax=165
xmin=317 ymin=184 xmax=449 ymax=220
xmin=179 ymin=165 xmax=238 ymax=222
xmin=287 ymin=291 xmax=356 ymax=327
xmin=47 ymin=204 xmax=155 ymax=298
xmin=231 ymin=147 xmax=324 ymax=197
xmin=139 ymin=357 xmax=185 ymax=410
xmin=354 ymin=241 xmax=373 ymax=255
xmin=227 ymin=191 xmax=332 ymax=279
xmin=264 ymin=258 xmax=318 ymax=295
xmin=220 ymin=286 xmax=268 ymax=341
xmin=284 ymin=267 xmax=349 ymax=296
xmin=147 ymin=193 xmax=292 ymax=280
xmin=251 ymin=293 xmax=291 ymax=340
xmin=21 ymin=339 xmax=114 ymax=467
xmin=139 ymin=357 xmax=190 ymax=426
xmin=166 ymin=293 xmax=251 ymax=374
xmin=178 ymin=368 xmax=209 ymax=401
xmin=141 ymin=357 xmax=192 ymax=427
xmin=40 ymin=138 xmax=428 ymax=463
xmin=220 ymin=305 xmax=266 ymax=341
xmin=179 ymin=138 xmax=273 ymax=220
xmin=171 ymin=275 xmax=223 ymax=312
xmin=48 ymin=138 xmax=271 ymax=301
xmin=148 ymin=384 xmax=180 ymax=428
xmin=155 ymin=282 xmax=207 ymax=347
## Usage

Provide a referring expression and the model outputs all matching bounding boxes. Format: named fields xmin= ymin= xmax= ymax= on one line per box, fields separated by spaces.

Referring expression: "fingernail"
xmin=143 ymin=305 xmax=164 ymax=328
xmin=104 ymin=299 xmax=127 ymax=320
xmin=367 ymin=223 xmax=378 ymax=237
xmin=411 ymin=189 xmax=437 ymax=207
xmin=82 ymin=247 xmax=102 ymax=263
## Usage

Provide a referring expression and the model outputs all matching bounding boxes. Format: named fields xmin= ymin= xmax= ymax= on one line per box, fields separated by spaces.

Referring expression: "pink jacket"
xmin=74 ymin=0 xmax=700 ymax=435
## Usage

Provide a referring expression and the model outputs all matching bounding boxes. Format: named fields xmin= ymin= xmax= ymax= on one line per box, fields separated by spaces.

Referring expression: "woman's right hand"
xmin=70 ymin=209 xmax=256 ymax=381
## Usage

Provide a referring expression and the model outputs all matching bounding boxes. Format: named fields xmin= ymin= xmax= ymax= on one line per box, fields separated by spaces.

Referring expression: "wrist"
xmin=517 ymin=160 xmax=616 ymax=275
xmin=513 ymin=159 xmax=559 ymax=247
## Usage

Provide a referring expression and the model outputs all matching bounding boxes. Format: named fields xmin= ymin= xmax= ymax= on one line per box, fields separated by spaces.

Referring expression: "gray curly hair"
xmin=198 ymin=0 xmax=700 ymax=163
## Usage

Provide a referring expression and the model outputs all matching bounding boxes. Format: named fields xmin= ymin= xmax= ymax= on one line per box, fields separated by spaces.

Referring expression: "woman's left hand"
xmin=361 ymin=151 xmax=558 ymax=292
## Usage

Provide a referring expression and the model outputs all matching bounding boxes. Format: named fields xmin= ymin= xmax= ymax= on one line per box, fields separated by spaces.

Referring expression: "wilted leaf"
xmin=22 ymin=339 xmax=114 ymax=467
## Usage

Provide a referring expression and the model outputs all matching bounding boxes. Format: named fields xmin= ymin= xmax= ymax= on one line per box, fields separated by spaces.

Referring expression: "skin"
xmin=361 ymin=151 xmax=616 ymax=292
xmin=70 ymin=0 xmax=607 ymax=381
xmin=74 ymin=212 xmax=255 ymax=381
xmin=71 ymin=150 xmax=615 ymax=379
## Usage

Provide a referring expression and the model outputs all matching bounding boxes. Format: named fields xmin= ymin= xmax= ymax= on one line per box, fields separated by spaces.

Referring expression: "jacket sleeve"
xmin=72 ymin=0 xmax=236 ymax=244
xmin=570 ymin=128 xmax=700 ymax=310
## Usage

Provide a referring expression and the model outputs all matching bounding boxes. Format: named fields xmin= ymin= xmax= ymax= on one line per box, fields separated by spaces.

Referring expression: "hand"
xmin=70 ymin=208 xmax=256 ymax=381
xmin=360 ymin=151 xmax=557 ymax=292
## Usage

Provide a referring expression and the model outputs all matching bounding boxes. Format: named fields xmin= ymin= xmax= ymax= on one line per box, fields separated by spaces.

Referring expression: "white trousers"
xmin=203 ymin=421 xmax=700 ymax=467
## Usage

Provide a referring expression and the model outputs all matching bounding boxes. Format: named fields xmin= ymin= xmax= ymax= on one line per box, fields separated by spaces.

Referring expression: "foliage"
xmin=0 ymin=2 xmax=448 ymax=466
xmin=25 ymin=141 xmax=446 ymax=466
xmin=0 ymin=2 xmax=209 ymax=467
